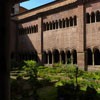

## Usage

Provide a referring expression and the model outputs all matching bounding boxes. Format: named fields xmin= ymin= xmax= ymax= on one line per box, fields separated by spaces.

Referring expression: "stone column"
xmin=47 ymin=54 xmax=49 ymax=65
xmin=52 ymin=53 xmax=54 ymax=65
xmin=71 ymin=54 xmax=73 ymax=65
xmin=0 ymin=1 xmax=11 ymax=100
xmin=92 ymin=51 xmax=94 ymax=66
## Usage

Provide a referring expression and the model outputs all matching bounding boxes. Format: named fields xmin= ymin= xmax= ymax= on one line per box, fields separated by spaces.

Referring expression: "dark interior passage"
xmin=72 ymin=50 xmax=77 ymax=64
xmin=94 ymin=49 xmax=100 ymax=65
xmin=53 ymin=49 xmax=59 ymax=63
xmin=87 ymin=49 xmax=92 ymax=65
xmin=61 ymin=51 xmax=65 ymax=64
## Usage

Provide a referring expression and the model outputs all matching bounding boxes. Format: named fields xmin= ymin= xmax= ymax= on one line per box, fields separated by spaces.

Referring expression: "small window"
xmin=55 ymin=20 xmax=58 ymax=29
xmin=66 ymin=18 xmax=69 ymax=27
xmin=46 ymin=22 xmax=49 ymax=30
xmin=62 ymin=19 xmax=65 ymax=28
xmin=52 ymin=21 xmax=56 ymax=29
xmin=69 ymin=17 xmax=73 ymax=26
xmin=73 ymin=16 xmax=77 ymax=25
xmin=59 ymin=19 xmax=62 ymax=28
xmin=33 ymin=25 xmax=36 ymax=33
xmin=31 ymin=26 xmax=34 ymax=33
xmin=50 ymin=22 xmax=53 ymax=30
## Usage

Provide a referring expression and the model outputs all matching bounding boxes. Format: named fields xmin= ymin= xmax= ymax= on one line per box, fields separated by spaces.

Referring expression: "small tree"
xmin=23 ymin=60 xmax=39 ymax=100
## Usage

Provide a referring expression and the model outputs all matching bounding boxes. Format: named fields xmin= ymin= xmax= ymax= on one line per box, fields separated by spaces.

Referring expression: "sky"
xmin=20 ymin=0 xmax=55 ymax=10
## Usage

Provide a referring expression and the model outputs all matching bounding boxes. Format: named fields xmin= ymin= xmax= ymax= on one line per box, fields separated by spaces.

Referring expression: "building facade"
xmin=11 ymin=0 xmax=100 ymax=70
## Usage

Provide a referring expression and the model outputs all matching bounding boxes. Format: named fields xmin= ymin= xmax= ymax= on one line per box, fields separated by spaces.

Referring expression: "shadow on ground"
xmin=11 ymin=77 xmax=100 ymax=100
xmin=57 ymin=83 xmax=100 ymax=100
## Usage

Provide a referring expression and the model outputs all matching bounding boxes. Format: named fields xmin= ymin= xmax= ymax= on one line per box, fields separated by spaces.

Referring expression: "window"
xmin=69 ymin=17 xmax=73 ymax=26
xmin=50 ymin=22 xmax=53 ymax=30
xmin=73 ymin=16 xmax=77 ymax=25
xmin=59 ymin=19 xmax=62 ymax=28
xmin=52 ymin=21 xmax=56 ymax=29
xmin=66 ymin=18 xmax=69 ymax=27
xmin=46 ymin=22 xmax=49 ymax=30
xmin=55 ymin=20 xmax=58 ymax=29
xmin=62 ymin=19 xmax=65 ymax=28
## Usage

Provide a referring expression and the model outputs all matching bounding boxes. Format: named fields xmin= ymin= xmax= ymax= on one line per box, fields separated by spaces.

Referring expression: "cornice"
xmin=17 ymin=1 xmax=78 ymax=24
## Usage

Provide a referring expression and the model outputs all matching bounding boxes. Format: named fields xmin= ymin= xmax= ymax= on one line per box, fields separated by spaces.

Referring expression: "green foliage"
xmin=23 ymin=60 xmax=38 ymax=77
xmin=22 ymin=60 xmax=39 ymax=100
xmin=11 ymin=61 xmax=100 ymax=100
xmin=52 ymin=62 xmax=62 ymax=67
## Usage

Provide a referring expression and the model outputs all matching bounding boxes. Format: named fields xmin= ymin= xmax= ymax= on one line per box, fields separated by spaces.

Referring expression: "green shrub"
xmin=52 ymin=62 xmax=62 ymax=67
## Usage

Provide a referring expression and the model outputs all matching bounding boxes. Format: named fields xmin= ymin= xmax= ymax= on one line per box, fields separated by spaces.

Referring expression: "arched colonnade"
xmin=43 ymin=49 xmax=77 ymax=65
xmin=87 ymin=48 xmax=100 ymax=65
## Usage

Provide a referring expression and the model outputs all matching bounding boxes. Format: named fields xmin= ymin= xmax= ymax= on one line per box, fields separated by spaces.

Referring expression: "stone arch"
xmin=66 ymin=50 xmax=71 ymax=64
xmin=86 ymin=13 xmax=90 ymax=23
xmin=91 ymin=12 xmax=95 ymax=23
xmin=96 ymin=10 xmax=100 ymax=22
xmin=87 ymin=48 xmax=92 ymax=65
xmin=60 ymin=50 xmax=65 ymax=64
xmin=48 ymin=50 xmax=52 ymax=64
xmin=43 ymin=51 xmax=48 ymax=64
xmin=94 ymin=48 xmax=100 ymax=65
xmin=72 ymin=49 xmax=77 ymax=64
xmin=53 ymin=49 xmax=60 ymax=63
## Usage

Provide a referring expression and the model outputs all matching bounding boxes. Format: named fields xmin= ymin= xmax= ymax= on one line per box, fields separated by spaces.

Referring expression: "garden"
xmin=11 ymin=60 xmax=100 ymax=100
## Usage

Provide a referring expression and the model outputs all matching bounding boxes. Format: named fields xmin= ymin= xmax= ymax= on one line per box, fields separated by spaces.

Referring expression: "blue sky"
xmin=20 ymin=0 xmax=55 ymax=10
